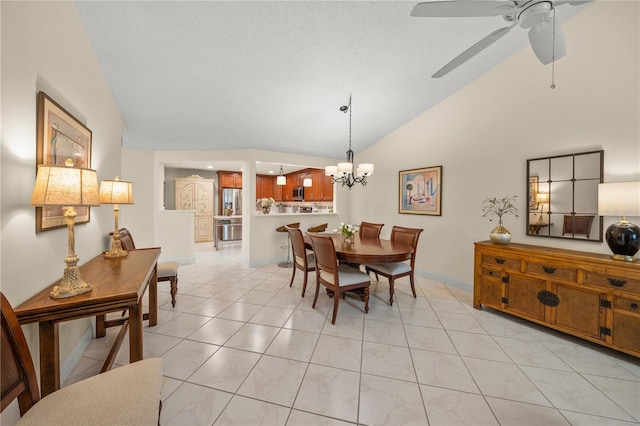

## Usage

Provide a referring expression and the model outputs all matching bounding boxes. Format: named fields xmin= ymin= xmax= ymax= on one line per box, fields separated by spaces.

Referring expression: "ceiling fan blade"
xmin=528 ymin=18 xmax=566 ymax=65
xmin=553 ymin=0 xmax=593 ymax=6
xmin=432 ymin=23 xmax=517 ymax=78
xmin=411 ymin=0 xmax=515 ymax=17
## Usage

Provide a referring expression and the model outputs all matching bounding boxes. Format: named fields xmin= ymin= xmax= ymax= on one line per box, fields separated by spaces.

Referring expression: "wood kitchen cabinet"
xmin=474 ymin=241 xmax=640 ymax=358
xmin=218 ymin=171 xmax=242 ymax=189
xmin=256 ymin=175 xmax=275 ymax=200
xmin=175 ymin=175 xmax=214 ymax=242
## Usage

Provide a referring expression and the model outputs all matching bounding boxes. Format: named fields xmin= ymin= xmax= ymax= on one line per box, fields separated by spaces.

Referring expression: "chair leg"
xmin=331 ymin=290 xmax=339 ymax=324
xmin=389 ymin=278 xmax=395 ymax=306
xmin=170 ymin=277 xmax=178 ymax=308
xmin=301 ymin=270 xmax=307 ymax=297
xmin=364 ymin=286 xmax=369 ymax=314
xmin=409 ymin=273 xmax=417 ymax=298
xmin=289 ymin=263 xmax=297 ymax=287
xmin=312 ymin=280 xmax=320 ymax=308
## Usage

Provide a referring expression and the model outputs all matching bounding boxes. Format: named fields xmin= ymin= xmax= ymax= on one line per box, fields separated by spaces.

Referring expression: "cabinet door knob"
xmin=607 ymin=278 xmax=626 ymax=287
xmin=495 ymin=258 xmax=506 ymax=264
xmin=542 ymin=266 xmax=557 ymax=274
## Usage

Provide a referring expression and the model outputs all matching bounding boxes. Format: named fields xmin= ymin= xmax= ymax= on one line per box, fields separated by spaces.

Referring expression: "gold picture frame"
xmin=36 ymin=92 xmax=92 ymax=232
xmin=399 ymin=166 xmax=442 ymax=216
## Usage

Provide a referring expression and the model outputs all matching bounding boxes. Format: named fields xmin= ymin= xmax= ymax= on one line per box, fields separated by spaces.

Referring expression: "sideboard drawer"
xmin=481 ymin=267 xmax=503 ymax=279
xmin=614 ymin=295 xmax=640 ymax=313
xmin=481 ymin=254 xmax=520 ymax=270
xmin=526 ymin=262 xmax=577 ymax=282
xmin=584 ymin=272 xmax=640 ymax=294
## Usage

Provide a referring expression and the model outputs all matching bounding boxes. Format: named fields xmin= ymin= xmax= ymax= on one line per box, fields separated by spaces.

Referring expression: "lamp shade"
xmin=276 ymin=175 xmax=286 ymax=186
xmin=337 ymin=162 xmax=353 ymax=174
xmin=100 ymin=178 xmax=134 ymax=204
xmin=325 ymin=166 xmax=337 ymax=176
xmin=31 ymin=164 xmax=100 ymax=207
xmin=359 ymin=163 xmax=374 ymax=175
xmin=598 ymin=182 xmax=640 ymax=217
xmin=536 ymin=192 xmax=549 ymax=204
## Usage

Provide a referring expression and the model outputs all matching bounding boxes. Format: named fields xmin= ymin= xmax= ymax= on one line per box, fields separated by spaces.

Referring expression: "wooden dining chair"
xmin=286 ymin=226 xmax=316 ymax=297
xmin=0 ymin=292 xmax=163 ymax=425
xmin=117 ymin=228 xmax=179 ymax=307
xmin=359 ymin=221 xmax=384 ymax=239
xmin=365 ymin=226 xmax=423 ymax=306
xmin=309 ymin=234 xmax=371 ymax=324
xmin=562 ymin=215 xmax=595 ymax=238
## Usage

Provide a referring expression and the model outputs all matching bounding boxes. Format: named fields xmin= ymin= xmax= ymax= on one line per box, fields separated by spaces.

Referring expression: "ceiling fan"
xmin=411 ymin=0 xmax=591 ymax=78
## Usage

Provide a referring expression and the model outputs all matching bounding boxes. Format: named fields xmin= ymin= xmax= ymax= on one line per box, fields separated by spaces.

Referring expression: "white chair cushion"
xmin=295 ymin=253 xmax=316 ymax=268
xmin=18 ymin=358 xmax=163 ymax=426
xmin=158 ymin=261 xmax=179 ymax=278
xmin=366 ymin=262 xmax=411 ymax=276
xmin=320 ymin=265 xmax=371 ymax=287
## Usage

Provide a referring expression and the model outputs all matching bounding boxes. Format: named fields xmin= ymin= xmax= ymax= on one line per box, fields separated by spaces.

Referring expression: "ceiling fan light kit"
xmin=411 ymin=0 xmax=590 ymax=78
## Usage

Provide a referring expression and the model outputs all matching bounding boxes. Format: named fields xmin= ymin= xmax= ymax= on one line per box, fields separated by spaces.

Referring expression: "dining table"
xmin=303 ymin=232 xmax=413 ymax=264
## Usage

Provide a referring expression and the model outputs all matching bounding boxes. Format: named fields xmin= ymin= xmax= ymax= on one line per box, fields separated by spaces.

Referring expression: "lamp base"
xmin=50 ymin=265 xmax=93 ymax=299
xmin=605 ymin=220 xmax=640 ymax=262
xmin=104 ymin=237 xmax=128 ymax=258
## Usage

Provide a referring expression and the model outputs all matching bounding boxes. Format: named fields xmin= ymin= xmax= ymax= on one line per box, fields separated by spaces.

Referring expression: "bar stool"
xmin=276 ymin=222 xmax=300 ymax=268
xmin=307 ymin=223 xmax=328 ymax=233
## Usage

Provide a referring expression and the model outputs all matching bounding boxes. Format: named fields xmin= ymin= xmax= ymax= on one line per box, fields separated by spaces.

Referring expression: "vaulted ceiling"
xmin=76 ymin=1 xmax=590 ymax=162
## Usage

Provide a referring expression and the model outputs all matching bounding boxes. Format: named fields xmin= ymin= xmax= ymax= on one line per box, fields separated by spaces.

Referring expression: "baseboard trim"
xmin=60 ymin=324 xmax=94 ymax=384
xmin=414 ymin=267 xmax=472 ymax=292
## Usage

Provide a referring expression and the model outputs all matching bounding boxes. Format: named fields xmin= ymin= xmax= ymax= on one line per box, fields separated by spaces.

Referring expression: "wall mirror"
xmin=527 ymin=150 xmax=603 ymax=241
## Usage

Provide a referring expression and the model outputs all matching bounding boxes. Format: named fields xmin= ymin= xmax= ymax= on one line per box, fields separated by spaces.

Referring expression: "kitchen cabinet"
xmin=218 ymin=171 xmax=242 ymax=189
xmin=256 ymin=175 xmax=275 ymax=200
xmin=474 ymin=241 xmax=640 ymax=358
xmin=175 ymin=175 xmax=214 ymax=242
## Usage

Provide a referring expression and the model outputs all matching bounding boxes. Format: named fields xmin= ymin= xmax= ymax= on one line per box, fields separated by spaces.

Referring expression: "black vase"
xmin=605 ymin=219 xmax=640 ymax=261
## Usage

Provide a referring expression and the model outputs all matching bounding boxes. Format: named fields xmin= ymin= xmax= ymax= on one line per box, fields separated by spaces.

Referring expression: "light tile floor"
xmin=64 ymin=243 xmax=640 ymax=425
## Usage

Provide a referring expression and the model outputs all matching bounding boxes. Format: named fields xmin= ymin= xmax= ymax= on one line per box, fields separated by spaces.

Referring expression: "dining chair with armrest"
xmin=310 ymin=234 xmax=371 ymax=324
xmin=365 ymin=226 xmax=423 ymax=306
xmin=117 ymin=228 xmax=179 ymax=307
xmin=562 ymin=215 xmax=595 ymax=238
xmin=0 ymin=292 xmax=163 ymax=425
xmin=359 ymin=221 xmax=384 ymax=239
xmin=286 ymin=226 xmax=316 ymax=297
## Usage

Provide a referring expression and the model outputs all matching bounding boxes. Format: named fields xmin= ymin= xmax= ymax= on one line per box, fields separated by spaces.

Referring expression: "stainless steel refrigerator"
xmin=220 ymin=188 xmax=242 ymax=241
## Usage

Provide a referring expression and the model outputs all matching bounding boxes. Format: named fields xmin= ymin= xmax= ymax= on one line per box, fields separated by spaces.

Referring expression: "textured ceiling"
xmin=75 ymin=1 xmax=590 ymax=162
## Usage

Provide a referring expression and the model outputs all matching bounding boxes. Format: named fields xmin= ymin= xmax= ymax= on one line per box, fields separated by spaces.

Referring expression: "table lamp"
xmin=598 ymin=182 xmax=640 ymax=262
xmin=536 ymin=192 xmax=549 ymax=224
xmin=31 ymin=159 xmax=101 ymax=298
xmin=100 ymin=177 xmax=134 ymax=258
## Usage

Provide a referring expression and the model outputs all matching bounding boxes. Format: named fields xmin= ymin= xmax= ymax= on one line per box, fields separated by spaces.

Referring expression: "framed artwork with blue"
xmin=399 ymin=166 xmax=442 ymax=216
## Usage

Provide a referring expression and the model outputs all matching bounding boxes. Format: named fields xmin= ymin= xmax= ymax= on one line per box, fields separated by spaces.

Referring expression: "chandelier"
xmin=325 ymin=94 xmax=374 ymax=189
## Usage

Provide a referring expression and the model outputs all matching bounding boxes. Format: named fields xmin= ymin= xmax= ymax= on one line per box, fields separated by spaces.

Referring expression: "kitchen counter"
xmin=254 ymin=211 xmax=336 ymax=216
xmin=214 ymin=215 xmax=242 ymax=220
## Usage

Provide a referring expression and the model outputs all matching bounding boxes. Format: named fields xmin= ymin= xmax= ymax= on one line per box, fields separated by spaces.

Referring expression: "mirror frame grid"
xmin=526 ymin=150 xmax=604 ymax=242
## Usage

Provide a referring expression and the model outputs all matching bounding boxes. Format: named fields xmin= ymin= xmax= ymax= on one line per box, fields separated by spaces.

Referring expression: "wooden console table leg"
xmin=39 ymin=321 xmax=59 ymax=397
xmin=148 ymin=265 xmax=158 ymax=327
xmin=96 ymin=314 xmax=106 ymax=338
xmin=128 ymin=300 xmax=144 ymax=362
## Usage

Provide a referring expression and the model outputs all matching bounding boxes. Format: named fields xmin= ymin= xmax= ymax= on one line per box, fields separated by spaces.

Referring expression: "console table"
xmin=14 ymin=248 xmax=160 ymax=396
xmin=474 ymin=241 xmax=640 ymax=358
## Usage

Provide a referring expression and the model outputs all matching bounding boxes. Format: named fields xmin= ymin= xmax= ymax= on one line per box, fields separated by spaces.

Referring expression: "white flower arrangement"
xmin=339 ymin=222 xmax=358 ymax=239
xmin=256 ymin=197 xmax=275 ymax=209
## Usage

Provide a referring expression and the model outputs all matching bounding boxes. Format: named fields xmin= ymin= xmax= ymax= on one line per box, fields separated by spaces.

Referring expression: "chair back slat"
xmin=359 ymin=222 xmax=384 ymax=239
xmin=287 ymin=227 xmax=306 ymax=262
xmin=309 ymin=234 xmax=338 ymax=279
xmin=1 ymin=293 xmax=40 ymax=416
xmin=117 ymin=228 xmax=136 ymax=250
xmin=390 ymin=226 xmax=423 ymax=267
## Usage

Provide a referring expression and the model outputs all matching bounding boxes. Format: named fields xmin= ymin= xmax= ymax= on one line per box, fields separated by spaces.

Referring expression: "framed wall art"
xmin=36 ymin=91 xmax=93 ymax=232
xmin=529 ymin=175 xmax=539 ymax=211
xmin=399 ymin=165 xmax=442 ymax=216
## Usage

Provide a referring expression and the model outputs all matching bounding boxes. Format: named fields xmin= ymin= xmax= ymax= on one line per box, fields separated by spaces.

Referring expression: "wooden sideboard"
xmin=474 ymin=241 xmax=640 ymax=358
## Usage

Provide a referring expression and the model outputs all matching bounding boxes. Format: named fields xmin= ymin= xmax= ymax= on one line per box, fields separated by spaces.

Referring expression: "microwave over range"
xmin=293 ymin=186 xmax=304 ymax=201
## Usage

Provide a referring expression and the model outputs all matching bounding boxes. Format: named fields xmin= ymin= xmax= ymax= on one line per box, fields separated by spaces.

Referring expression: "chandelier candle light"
xmin=100 ymin=176 xmax=134 ymax=258
xmin=30 ymin=159 xmax=101 ymax=298
xmin=325 ymin=94 xmax=374 ymax=189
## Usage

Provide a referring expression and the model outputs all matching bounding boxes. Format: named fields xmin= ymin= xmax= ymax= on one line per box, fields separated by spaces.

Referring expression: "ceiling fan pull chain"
xmin=551 ymin=7 xmax=556 ymax=89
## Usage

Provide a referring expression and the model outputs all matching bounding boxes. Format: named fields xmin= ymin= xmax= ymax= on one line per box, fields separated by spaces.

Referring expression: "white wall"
xmin=1 ymin=0 xmax=124 ymax=392
xmin=351 ymin=2 xmax=640 ymax=290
